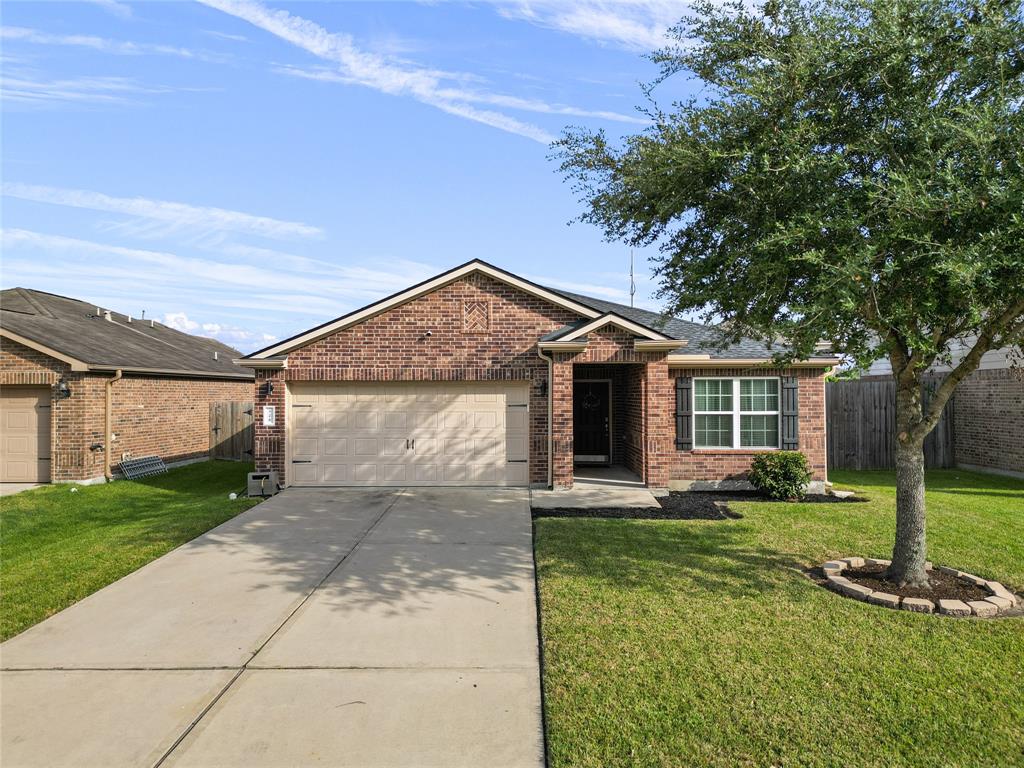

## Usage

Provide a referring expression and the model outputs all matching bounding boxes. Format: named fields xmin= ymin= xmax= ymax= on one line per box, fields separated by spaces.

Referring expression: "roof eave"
xmin=0 ymin=328 xmax=89 ymax=371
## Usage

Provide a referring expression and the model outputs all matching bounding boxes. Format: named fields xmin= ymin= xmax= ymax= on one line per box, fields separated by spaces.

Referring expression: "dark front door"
xmin=573 ymin=381 xmax=611 ymax=464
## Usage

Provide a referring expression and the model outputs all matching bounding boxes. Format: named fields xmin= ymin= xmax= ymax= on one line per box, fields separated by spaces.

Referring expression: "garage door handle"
xmin=292 ymin=460 xmax=312 ymax=464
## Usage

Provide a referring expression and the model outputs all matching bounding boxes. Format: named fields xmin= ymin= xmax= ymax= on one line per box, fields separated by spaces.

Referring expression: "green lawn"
xmin=535 ymin=469 xmax=1024 ymax=768
xmin=0 ymin=460 xmax=260 ymax=641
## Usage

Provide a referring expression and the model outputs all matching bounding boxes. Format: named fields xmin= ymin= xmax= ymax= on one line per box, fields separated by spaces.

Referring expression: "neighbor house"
xmin=862 ymin=339 xmax=1023 ymax=477
xmin=238 ymin=261 xmax=837 ymax=490
xmin=0 ymin=288 xmax=253 ymax=484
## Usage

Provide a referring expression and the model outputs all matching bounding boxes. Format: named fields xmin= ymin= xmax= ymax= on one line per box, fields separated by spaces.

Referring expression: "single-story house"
xmin=238 ymin=260 xmax=837 ymax=491
xmin=0 ymin=288 xmax=253 ymax=484
xmin=861 ymin=340 xmax=1023 ymax=478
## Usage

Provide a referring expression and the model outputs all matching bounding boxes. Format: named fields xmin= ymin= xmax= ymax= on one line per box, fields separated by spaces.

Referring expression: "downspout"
xmin=104 ymin=369 xmax=123 ymax=481
xmin=536 ymin=347 xmax=554 ymax=489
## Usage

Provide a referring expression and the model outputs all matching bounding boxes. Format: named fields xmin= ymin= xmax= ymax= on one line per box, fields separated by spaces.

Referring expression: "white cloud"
xmin=278 ymin=66 xmax=647 ymax=125
xmin=0 ymin=73 xmax=193 ymax=106
xmin=497 ymin=1 xmax=686 ymax=52
xmin=163 ymin=311 xmax=199 ymax=332
xmin=0 ymin=26 xmax=206 ymax=59
xmin=2 ymin=182 xmax=323 ymax=240
xmin=86 ymin=0 xmax=133 ymax=20
xmin=200 ymin=0 xmax=643 ymax=142
xmin=202 ymin=29 xmax=248 ymax=43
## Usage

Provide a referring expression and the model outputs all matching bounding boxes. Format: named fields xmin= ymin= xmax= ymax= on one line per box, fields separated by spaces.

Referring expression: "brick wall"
xmin=2 ymin=336 xmax=251 ymax=482
xmin=111 ymin=375 xmax=252 ymax=468
xmin=259 ymin=273 xmax=582 ymax=485
xmin=661 ymin=367 xmax=829 ymax=486
xmin=952 ymin=368 xmax=1024 ymax=475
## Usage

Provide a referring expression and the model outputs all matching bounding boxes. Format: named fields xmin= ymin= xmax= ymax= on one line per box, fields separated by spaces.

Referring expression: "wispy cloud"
xmin=0 ymin=72 xmax=204 ymax=107
xmin=200 ymin=0 xmax=644 ymax=142
xmin=202 ymin=29 xmax=248 ymax=43
xmin=86 ymin=0 xmax=133 ymax=20
xmin=2 ymin=183 xmax=324 ymax=240
xmin=497 ymin=1 xmax=685 ymax=52
xmin=278 ymin=65 xmax=647 ymax=124
xmin=0 ymin=228 xmax=439 ymax=350
xmin=1 ymin=26 xmax=224 ymax=62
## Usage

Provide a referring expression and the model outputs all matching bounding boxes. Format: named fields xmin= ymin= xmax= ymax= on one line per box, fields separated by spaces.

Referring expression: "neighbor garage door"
xmin=288 ymin=381 xmax=529 ymax=486
xmin=0 ymin=386 xmax=51 ymax=483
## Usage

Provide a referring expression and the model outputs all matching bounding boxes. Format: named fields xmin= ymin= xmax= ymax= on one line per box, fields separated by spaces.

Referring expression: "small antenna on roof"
xmin=141 ymin=309 xmax=146 ymax=320
xmin=629 ymin=249 xmax=636 ymax=308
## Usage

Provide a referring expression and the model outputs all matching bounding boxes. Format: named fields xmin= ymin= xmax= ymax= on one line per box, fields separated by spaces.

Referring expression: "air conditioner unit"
xmin=247 ymin=471 xmax=280 ymax=497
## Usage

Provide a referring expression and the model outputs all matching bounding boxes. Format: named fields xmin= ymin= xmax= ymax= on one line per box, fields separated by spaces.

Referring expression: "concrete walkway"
xmin=0 ymin=488 xmax=544 ymax=768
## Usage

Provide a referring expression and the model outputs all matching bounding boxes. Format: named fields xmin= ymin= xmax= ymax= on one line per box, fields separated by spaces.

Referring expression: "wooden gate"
xmin=826 ymin=379 xmax=954 ymax=470
xmin=209 ymin=401 xmax=254 ymax=461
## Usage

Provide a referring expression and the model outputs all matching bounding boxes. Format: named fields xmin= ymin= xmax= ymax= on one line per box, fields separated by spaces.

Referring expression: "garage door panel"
xmin=1 ymin=386 xmax=51 ymax=483
xmin=287 ymin=382 xmax=528 ymax=487
xmin=323 ymin=438 xmax=348 ymax=456
xmin=353 ymin=438 xmax=379 ymax=456
xmin=293 ymin=438 xmax=319 ymax=457
xmin=321 ymin=464 xmax=349 ymax=483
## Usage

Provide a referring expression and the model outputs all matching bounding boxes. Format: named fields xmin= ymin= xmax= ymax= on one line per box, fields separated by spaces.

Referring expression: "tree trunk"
xmin=887 ymin=382 xmax=930 ymax=588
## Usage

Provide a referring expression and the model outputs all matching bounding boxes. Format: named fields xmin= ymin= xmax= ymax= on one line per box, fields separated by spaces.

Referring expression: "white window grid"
xmin=693 ymin=377 xmax=781 ymax=449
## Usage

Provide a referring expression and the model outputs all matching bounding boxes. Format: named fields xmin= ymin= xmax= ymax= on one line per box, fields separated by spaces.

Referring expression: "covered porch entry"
xmin=570 ymin=363 xmax=647 ymax=486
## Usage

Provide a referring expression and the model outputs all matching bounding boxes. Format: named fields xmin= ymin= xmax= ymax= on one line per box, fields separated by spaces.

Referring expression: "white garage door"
xmin=288 ymin=381 xmax=530 ymax=486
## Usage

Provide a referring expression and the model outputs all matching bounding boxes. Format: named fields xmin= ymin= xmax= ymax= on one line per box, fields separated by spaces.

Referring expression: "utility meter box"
xmin=247 ymin=471 xmax=280 ymax=498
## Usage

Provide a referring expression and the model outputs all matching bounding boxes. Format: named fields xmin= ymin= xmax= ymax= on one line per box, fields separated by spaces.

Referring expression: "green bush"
xmin=748 ymin=451 xmax=813 ymax=500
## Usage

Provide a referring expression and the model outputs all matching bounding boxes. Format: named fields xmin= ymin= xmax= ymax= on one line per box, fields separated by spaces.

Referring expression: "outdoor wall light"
xmin=539 ymin=379 xmax=549 ymax=398
xmin=56 ymin=377 xmax=72 ymax=399
xmin=262 ymin=381 xmax=275 ymax=397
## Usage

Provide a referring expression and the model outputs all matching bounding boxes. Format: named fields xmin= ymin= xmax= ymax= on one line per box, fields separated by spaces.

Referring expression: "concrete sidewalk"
xmin=1 ymin=488 xmax=544 ymax=768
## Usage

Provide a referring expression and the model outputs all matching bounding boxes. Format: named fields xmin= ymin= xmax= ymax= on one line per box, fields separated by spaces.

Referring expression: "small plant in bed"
xmin=748 ymin=451 xmax=813 ymax=501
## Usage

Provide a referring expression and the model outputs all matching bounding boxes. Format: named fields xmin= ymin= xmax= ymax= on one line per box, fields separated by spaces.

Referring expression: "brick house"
xmin=239 ymin=261 xmax=837 ymax=490
xmin=0 ymin=288 xmax=253 ymax=484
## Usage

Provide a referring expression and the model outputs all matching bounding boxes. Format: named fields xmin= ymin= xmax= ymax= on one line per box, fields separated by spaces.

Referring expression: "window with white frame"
xmin=693 ymin=378 xmax=780 ymax=448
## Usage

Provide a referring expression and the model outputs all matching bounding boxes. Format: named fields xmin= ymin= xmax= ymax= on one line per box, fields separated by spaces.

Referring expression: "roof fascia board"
xmin=666 ymin=355 xmax=838 ymax=368
xmin=234 ymin=357 xmax=287 ymax=369
xmin=0 ymin=329 xmax=89 ymax=371
xmin=537 ymin=340 xmax=589 ymax=352
xmin=249 ymin=261 xmax=602 ymax=359
xmin=634 ymin=339 xmax=689 ymax=351
xmin=559 ymin=312 xmax=672 ymax=342
xmin=88 ymin=364 xmax=253 ymax=380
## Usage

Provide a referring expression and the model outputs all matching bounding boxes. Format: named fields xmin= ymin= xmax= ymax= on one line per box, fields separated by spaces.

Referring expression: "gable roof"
xmin=240 ymin=259 xmax=839 ymax=365
xmin=245 ymin=259 xmax=606 ymax=359
xmin=1 ymin=288 xmax=253 ymax=379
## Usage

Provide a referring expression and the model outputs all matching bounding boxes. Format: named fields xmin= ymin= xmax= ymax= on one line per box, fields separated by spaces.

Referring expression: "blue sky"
xmin=1 ymin=0 xmax=697 ymax=352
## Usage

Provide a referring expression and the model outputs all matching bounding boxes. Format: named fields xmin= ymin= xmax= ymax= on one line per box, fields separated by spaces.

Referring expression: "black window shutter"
xmin=675 ymin=376 xmax=692 ymax=450
xmin=781 ymin=376 xmax=799 ymax=450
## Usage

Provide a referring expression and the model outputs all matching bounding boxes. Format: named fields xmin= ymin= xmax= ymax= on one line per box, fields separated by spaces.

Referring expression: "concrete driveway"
xmin=0 ymin=488 xmax=544 ymax=768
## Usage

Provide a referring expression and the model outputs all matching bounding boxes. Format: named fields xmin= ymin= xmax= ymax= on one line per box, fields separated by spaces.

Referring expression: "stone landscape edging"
xmin=821 ymin=557 xmax=1020 ymax=617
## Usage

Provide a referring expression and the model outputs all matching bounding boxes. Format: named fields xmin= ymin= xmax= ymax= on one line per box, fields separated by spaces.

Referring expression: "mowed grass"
xmin=534 ymin=469 xmax=1024 ymax=768
xmin=0 ymin=460 xmax=260 ymax=641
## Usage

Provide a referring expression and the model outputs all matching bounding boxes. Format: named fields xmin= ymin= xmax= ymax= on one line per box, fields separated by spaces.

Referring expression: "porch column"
xmin=643 ymin=358 xmax=673 ymax=488
xmin=551 ymin=356 xmax=574 ymax=489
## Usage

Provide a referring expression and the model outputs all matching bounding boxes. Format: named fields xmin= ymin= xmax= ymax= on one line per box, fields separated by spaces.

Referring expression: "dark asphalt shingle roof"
xmin=543 ymin=288 xmax=789 ymax=359
xmin=1 ymin=288 xmax=253 ymax=378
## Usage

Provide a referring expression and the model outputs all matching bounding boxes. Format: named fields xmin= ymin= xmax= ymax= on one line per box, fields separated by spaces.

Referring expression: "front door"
xmin=573 ymin=381 xmax=610 ymax=464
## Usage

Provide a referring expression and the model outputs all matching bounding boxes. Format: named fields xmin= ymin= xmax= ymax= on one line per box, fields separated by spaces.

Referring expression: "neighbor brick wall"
xmin=952 ymin=368 xmax=1024 ymax=475
xmin=260 ymin=273 xmax=583 ymax=485
xmin=2 ymin=337 xmax=251 ymax=482
xmin=660 ymin=367 xmax=829 ymax=486
xmin=110 ymin=376 xmax=251 ymax=468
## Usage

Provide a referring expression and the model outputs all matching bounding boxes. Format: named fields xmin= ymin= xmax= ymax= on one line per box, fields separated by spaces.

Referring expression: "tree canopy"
xmin=557 ymin=0 xmax=1024 ymax=436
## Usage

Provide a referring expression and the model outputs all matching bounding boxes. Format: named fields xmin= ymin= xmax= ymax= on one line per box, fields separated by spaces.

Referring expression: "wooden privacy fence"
xmin=210 ymin=401 xmax=254 ymax=461
xmin=826 ymin=379 xmax=954 ymax=470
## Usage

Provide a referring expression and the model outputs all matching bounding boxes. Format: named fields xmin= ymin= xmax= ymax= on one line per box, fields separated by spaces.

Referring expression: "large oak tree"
xmin=557 ymin=0 xmax=1023 ymax=586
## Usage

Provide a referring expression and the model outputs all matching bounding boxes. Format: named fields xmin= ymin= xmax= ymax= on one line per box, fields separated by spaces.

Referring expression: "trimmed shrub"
xmin=748 ymin=451 xmax=813 ymax=500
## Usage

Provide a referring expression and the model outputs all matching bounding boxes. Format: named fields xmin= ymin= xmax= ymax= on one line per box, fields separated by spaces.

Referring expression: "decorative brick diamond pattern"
xmin=463 ymin=301 xmax=489 ymax=333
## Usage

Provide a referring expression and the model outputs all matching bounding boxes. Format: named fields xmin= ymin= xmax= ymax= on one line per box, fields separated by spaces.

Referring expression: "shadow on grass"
xmin=534 ymin=519 xmax=808 ymax=600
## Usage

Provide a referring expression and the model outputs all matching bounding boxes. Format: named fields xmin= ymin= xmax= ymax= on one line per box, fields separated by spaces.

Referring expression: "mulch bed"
xmin=532 ymin=490 xmax=866 ymax=520
xmin=837 ymin=563 xmax=992 ymax=602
